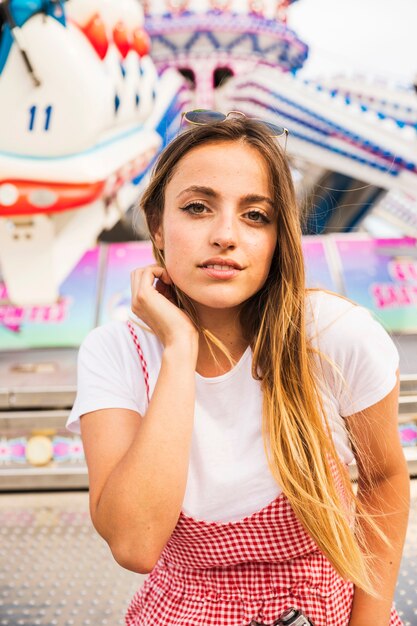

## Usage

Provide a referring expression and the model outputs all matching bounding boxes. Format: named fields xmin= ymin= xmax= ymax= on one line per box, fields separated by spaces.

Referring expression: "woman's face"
xmin=154 ymin=140 xmax=278 ymax=315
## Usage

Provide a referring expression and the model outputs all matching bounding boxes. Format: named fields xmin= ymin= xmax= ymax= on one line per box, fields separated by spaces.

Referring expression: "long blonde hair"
xmin=139 ymin=118 xmax=388 ymax=594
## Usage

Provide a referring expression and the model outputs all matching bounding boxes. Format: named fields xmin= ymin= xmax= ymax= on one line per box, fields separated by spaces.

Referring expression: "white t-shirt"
xmin=66 ymin=291 xmax=399 ymax=523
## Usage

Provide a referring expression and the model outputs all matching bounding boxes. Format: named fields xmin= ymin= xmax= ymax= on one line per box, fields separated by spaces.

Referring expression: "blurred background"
xmin=0 ymin=1 xmax=416 ymax=624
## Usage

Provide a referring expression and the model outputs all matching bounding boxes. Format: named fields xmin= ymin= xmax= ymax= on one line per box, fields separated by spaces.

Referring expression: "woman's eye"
xmin=180 ymin=202 xmax=208 ymax=215
xmin=246 ymin=210 xmax=270 ymax=224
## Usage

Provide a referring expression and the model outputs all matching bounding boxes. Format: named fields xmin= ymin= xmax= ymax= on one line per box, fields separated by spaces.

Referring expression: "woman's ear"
xmin=153 ymin=224 xmax=164 ymax=250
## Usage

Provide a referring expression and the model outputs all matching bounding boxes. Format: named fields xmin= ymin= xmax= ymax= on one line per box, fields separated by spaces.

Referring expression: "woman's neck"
xmin=194 ymin=306 xmax=249 ymax=376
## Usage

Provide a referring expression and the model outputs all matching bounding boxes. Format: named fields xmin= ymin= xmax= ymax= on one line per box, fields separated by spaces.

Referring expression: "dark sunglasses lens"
xmin=253 ymin=119 xmax=286 ymax=137
xmin=184 ymin=110 xmax=227 ymax=124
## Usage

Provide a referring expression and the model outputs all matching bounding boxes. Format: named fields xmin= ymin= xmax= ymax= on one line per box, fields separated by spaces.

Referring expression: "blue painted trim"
xmin=305 ymin=79 xmax=416 ymax=130
xmin=131 ymin=91 xmax=184 ymax=186
xmin=0 ymin=122 xmax=146 ymax=161
xmin=154 ymin=34 xmax=178 ymax=53
xmin=145 ymin=13 xmax=309 ymax=72
xmin=11 ymin=0 xmax=65 ymax=27
xmin=0 ymin=26 xmax=13 ymax=76
xmin=235 ymin=96 xmax=402 ymax=175
xmin=235 ymin=85 xmax=416 ymax=173
xmin=1 ymin=1 xmax=67 ymax=75
xmin=45 ymin=1 xmax=66 ymax=27
xmin=11 ymin=0 xmax=44 ymax=28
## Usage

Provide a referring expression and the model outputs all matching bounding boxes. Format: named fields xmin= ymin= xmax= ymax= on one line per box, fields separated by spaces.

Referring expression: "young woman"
xmin=67 ymin=112 xmax=410 ymax=626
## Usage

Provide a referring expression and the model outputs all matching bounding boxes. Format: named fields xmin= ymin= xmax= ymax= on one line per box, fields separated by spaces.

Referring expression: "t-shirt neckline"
xmin=195 ymin=345 xmax=252 ymax=384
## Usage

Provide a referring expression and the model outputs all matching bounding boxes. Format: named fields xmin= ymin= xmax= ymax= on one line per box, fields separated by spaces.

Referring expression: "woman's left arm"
xmin=346 ymin=369 xmax=410 ymax=626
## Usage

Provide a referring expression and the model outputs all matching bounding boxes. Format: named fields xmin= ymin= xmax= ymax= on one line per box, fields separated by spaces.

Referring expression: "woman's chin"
xmin=174 ymin=283 xmax=253 ymax=312
xmin=188 ymin=296 xmax=245 ymax=312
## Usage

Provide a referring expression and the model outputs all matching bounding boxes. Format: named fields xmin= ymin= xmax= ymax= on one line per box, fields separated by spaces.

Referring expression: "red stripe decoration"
xmin=127 ymin=320 xmax=150 ymax=404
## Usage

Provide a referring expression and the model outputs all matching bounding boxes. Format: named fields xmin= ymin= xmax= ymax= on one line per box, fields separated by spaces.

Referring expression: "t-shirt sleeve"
xmin=66 ymin=324 xmax=144 ymax=434
xmin=319 ymin=302 xmax=400 ymax=417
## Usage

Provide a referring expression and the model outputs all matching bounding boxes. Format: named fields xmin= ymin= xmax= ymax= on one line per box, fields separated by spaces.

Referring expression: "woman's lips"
xmin=199 ymin=265 xmax=241 ymax=280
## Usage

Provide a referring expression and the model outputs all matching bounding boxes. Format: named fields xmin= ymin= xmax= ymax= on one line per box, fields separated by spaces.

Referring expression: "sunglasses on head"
xmin=181 ymin=109 xmax=289 ymax=150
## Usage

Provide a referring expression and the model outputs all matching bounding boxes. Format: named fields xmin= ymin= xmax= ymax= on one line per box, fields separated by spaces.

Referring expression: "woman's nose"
xmin=210 ymin=214 xmax=238 ymax=249
xmin=213 ymin=236 xmax=236 ymax=250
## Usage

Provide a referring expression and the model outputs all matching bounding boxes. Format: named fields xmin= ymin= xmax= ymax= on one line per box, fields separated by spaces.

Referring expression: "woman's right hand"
xmin=130 ymin=265 xmax=198 ymax=354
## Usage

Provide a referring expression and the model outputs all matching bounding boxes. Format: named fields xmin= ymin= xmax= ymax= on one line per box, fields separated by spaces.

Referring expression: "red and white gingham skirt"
xmin=125 ymin=322 xmax=403 ymax=626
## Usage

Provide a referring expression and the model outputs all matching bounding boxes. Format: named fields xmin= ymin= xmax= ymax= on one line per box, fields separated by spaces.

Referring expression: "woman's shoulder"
xmin=79 ymin=317 xmax=162 ymax=362
xmin=79 ymin=319 xmax=130 ymax=356
xmin=82 ymin=318 xmax=127 ymax=342
xmin=305 ymin=289 xmax=387 ymax=350
xmin=305 ymin=289 xmax=398 ymax=361
xmin=67 ymin=320 xmax=155 ymax=434
xmin=305 ymin=291 xmax=399 ymax=416
xmin=305 ymin=289 xmax=358 ymax=334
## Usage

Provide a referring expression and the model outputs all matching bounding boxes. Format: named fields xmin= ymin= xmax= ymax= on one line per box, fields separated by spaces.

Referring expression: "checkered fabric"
xmin=127 ymin=320 xmax=150 ymax=403
xmin=125 ymin=323 xmax=403 ymax=626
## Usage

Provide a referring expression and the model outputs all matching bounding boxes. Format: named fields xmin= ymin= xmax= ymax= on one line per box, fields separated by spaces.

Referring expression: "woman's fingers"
xmin=140 ymin=265 xmax=172 ymax=287
xmin=130 ymin=265 xmax=178 ymax=319
xmin=130 ymin=264 xmax=197 ymax=348
xmin=130 ymin=265 xmax=167 ymax=298
xmin=158 ymin=268 xmax=173 ymax=285
xmin=154 ymin=278 xmax=176 ymax=302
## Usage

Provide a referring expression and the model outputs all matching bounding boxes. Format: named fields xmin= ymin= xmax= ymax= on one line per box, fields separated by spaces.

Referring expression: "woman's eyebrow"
xmin=176 ymin=185 xmax=218 ymax=199
xmin=240 ymin=194 xmax=274 ymax=209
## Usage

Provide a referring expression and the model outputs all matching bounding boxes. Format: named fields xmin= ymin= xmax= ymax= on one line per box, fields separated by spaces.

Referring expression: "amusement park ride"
xmin=0 ymin=0 xmax=416 ymax=487
xmin=0 ymin=0 xmax=185 ymax=305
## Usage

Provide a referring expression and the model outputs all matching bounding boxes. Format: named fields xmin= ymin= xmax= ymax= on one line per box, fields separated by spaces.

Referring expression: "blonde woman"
xmin=66 ymin=112 xmax=410 ymax=626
